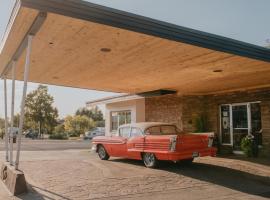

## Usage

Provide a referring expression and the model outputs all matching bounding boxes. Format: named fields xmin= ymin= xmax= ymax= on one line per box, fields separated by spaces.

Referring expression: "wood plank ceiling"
xmin=1 ymin=5 xmax=270 ymax=95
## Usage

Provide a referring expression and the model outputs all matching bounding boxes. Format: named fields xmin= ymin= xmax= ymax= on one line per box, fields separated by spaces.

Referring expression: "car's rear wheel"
xmin=142 ymin=153 xmax=158 ymax=168
xmin=97 ymin=145 xmax=110 ymax=160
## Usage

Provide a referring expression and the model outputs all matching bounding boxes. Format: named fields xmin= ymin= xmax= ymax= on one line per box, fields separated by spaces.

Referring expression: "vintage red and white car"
xmin=92 ymin=122 xmax=217 ymax=168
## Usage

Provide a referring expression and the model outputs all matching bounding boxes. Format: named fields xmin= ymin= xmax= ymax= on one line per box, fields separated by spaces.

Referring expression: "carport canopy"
xmin=1 ymin=0 xmax=270 ymax=95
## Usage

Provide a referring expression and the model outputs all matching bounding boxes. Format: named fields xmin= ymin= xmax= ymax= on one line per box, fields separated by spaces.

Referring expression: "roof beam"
xmin=21 ymin=0 xmax=270 ymax=62
xmin=0 ymin=11 xmax=47 ymax=77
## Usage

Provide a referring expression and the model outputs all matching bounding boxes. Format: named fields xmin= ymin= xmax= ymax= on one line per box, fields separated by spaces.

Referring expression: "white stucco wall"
xmin=105 ymin=98 xmax=145 ymax=136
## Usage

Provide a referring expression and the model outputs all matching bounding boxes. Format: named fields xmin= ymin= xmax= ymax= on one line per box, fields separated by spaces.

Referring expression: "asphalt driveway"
xmin=0 ymin=138 xmax=91 ymax=151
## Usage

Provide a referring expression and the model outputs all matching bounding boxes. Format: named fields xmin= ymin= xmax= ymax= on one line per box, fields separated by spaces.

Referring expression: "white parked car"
xmin=84 ymin=127 xmax=105 ymax=140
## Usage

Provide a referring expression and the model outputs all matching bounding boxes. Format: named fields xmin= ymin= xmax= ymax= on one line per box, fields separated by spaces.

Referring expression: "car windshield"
xmin=145 ymin=125 xmax=180 ymax=135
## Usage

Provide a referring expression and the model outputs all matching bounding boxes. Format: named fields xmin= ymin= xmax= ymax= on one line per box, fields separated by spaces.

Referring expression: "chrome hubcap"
xmin=144 ymin=153 xmax=155 ymax=165
xmin=98 ymin=147 xmax=106 ymax=158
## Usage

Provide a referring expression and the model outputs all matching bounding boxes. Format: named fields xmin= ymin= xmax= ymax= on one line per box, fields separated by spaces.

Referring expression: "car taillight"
xmin=208 ymin=136 xmax=214 ymax=147
xmin=169 ymin=136 xmax=177 ymax=152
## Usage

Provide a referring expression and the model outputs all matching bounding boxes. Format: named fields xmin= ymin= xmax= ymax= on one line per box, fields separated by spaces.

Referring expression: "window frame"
xmin=110 ymin=110 xmax=131 ymax=132
xmin=118 ymin=126 xmax=131 ymax=138
xmin=219 ymin=101 xmax=262 ymax=146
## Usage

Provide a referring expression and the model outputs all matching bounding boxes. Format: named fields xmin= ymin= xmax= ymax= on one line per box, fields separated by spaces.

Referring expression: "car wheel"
xmin=97 ymin=145 xmax=110 ymax=160
xmin=143 ymin=153 xmax=158 ymax=168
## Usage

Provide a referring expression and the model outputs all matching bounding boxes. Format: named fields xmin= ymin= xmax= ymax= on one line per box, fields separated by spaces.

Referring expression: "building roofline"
xmin=86 ymin=94 xmax=144 ymax=107
xmin=18 ymin=0 xmax=270 ymax=63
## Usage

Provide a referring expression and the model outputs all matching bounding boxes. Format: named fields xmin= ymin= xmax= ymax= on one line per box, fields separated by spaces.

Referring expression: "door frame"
xmin=219 ymin=101 xmax=261 ymax=147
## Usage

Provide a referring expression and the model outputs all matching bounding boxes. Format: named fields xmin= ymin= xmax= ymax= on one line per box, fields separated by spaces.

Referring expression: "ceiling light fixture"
xmin=100 ymin=48 xmax=111 ymax=52
xmin=213 ymin=69 xmax=223 ymax=73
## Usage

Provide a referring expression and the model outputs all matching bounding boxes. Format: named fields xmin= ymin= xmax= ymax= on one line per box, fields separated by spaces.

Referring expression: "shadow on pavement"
xmin=18 ymin=184 xmax=72 ymax=200
xmin=220 ymin=154 xmax=270 ymax=167
xmin=110 ymin=158 xmax=270 ymax=198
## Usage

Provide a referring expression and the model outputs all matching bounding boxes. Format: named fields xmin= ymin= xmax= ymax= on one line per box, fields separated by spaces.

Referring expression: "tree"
xmin=13 ymin=114 xmax=20 ymax=128
xmin=0 ymin=118 xmax=5 ymax=129
xmin=64 ymin=115 xmax=95 ymax=136
xmin=0 ymin=118 xmax=5 ymax=139
xmin=25 ymin=85 xmax=58 ymax=135
xmin=75 ymin=106 xmax=103 ymax=121
xmin=75 ymin=106 xmax=104 ymax=126
xmin=54 ymin=123 xmax=65 ymax=134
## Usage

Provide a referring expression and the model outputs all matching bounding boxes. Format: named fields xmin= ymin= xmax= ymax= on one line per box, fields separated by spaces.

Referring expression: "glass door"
xmin=220 ymin=102 xmax=262 ymax=151
xmin=220 ymin=105 xmax=232 ymax=145
xmin=232 ymin=104 xmax=249 ymax=151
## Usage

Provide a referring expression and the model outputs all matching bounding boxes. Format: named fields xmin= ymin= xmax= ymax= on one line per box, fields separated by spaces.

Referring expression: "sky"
xmin=0 ymin=0 xmax=269 ymax=118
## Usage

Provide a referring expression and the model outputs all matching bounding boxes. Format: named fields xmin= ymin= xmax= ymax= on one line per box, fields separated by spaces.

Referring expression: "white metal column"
xmin=9 ymin=61 xmax=16 ymax=165
xmin=229 ymin=105 xmax=233 ymax=146
xmin=247 ymin=103 xmax=252 ymax=135
xmin=3 ymin=77 xmax=9 ymax=162
xmin=15 ymin=35 xmax=33 ymax=170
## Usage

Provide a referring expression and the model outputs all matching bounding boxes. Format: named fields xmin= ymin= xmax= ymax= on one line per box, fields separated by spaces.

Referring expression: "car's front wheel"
xmin=142 ymin=153 xmax=158 ymax=168
xmin=97 ymin=145 xmax=110 ymax=160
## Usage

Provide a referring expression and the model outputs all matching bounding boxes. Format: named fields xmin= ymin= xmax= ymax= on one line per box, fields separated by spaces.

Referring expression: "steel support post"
xmin=15 ymin=35 xmax=33 ymax=170
xmin=9 ymin=61 xmax=16 ymax=165
xmin=3 ymin=77 xmax=9 ymax=162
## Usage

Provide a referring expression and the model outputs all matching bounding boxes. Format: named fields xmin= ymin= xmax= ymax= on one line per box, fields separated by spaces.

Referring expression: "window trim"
xmin=118 ymin=126 xmax=131 ymax=138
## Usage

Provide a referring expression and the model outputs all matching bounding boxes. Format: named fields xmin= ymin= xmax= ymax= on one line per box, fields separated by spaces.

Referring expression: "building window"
xmin=111 ymin=111 xmax=131 ymax=131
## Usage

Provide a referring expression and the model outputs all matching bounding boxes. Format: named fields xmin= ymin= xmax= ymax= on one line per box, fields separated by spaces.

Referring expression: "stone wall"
xmin=145 ymin=88 xmax=270 ymax=156
xmin=145 ymin=94 xmax=209 ymax=132
xmin=145 ymin=95 xmax=183 ymax=130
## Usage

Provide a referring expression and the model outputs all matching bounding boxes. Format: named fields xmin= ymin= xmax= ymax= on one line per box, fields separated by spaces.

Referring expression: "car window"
xmin=130 ymin=128 xmax=143 ymax=137
xmin=145 ymin=125 xmax=179 ymax=135
xmin=161 ymin=125 xmax=178 ymax=134
xmin=119 ymin=127 xmax=130 ymax=138
xmin=145 ymin=126 xmax=161 ymax=135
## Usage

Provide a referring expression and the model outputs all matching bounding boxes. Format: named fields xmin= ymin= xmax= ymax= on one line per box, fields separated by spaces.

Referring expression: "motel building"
xmin=87 ymin=89 xmax=270 ymax=156
xmin=0 ymin=0 xmax=270 ymax=194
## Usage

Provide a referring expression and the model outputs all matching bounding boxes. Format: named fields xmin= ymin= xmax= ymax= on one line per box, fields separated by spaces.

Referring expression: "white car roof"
xmin=119 ymin=122 xmax=175 ymax=131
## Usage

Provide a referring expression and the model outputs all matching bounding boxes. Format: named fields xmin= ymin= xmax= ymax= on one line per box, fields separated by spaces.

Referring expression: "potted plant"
xmin=194 ymin=114 xmax=208 ymax=133
xmin=240 ymin=135 xmax=254 ymax=157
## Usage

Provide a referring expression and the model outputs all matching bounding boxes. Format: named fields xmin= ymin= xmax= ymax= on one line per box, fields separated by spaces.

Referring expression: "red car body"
xmin=92 ymin=122 xmax=217 ymax=167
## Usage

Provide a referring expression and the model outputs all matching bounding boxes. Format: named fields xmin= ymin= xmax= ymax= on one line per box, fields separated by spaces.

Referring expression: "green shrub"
xmin=0 ymin=129 xmax=4 ymax=139
xmin=67 ymin=130 xmax=80 ymax=137
xmin=49 ymin=132 xmax=68 ymax=140
xmin=194 ymin=114 xmax=208 ymax=133
xmin=241 ymin=136 xmax=253 ymax=157
xmin=54 ymin=124 xmax=65 ymax=134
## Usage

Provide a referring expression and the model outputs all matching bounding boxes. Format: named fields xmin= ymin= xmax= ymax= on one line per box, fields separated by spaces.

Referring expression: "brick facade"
xmin=145 ymin=88 xmax=270 ymax=156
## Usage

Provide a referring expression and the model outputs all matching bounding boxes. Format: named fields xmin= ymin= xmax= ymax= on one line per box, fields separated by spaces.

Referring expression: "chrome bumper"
xmin=91 ymin=144 xmax=97 ymax=152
